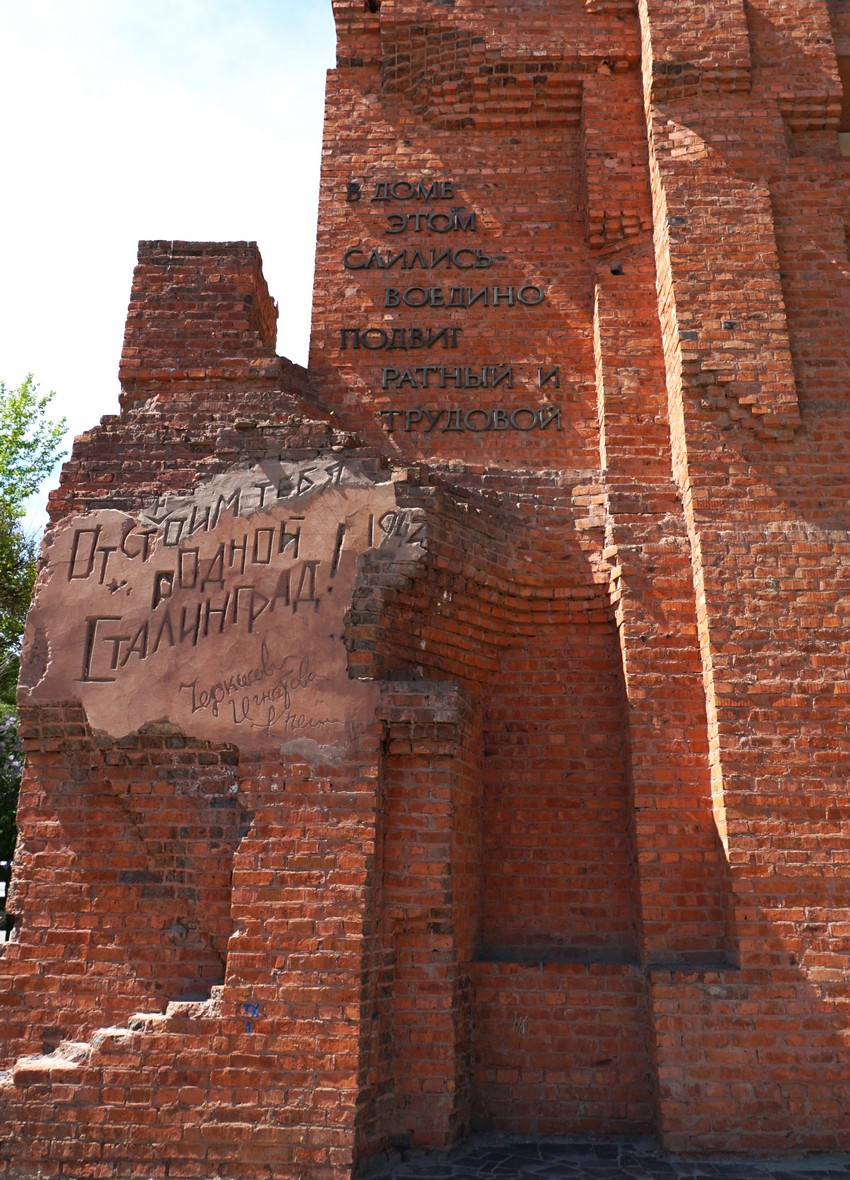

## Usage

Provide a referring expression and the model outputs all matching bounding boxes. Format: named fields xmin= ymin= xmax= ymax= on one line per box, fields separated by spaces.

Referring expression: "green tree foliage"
xmin=0 ymin=376 xmax=66 ymax=860
xmin=0 ymin=375 xmax=67 ymax=516
xmin=0 ymin=712 xmax=23 ymax=862
xmin=0 ymin=523 xmax=37 ymax=684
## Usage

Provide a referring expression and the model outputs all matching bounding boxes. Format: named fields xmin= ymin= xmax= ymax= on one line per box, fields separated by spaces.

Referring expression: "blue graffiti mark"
xmin=242 ymin=1001 xmax=260 ymax=1033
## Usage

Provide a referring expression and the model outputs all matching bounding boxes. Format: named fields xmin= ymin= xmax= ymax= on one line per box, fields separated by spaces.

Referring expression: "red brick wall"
xmin=2 ymin=0 xmax=850 ymax=1173
xmin=639 ymin=0 xmax=850 ymax=1149
xmin=471 ymin=961 xmax=652 ymax=1136
xmin=478 ymin=621 xmax=638 ymax=960
xmin=0 ymin=706 xmax=242 ymax=1066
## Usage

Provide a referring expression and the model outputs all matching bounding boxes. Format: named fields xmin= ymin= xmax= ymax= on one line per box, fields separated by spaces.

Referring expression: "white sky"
xmin=0 ymin=1 xmax=336 ymax=528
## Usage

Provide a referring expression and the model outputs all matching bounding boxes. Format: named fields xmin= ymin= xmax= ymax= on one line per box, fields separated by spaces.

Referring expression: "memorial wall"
xmin=1 ymin=1 xmax=850 ymax=1177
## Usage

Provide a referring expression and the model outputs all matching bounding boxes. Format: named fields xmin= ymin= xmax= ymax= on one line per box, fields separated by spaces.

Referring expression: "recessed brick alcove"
xmin=2 ymin=1 xmax=850 ymax=1177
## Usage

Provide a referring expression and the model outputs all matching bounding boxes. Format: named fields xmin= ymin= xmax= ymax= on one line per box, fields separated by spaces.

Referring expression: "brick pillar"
xmin=585 ymin=61 xmax=734 ymax=966
xmin=639 ymin=0 xmax=850 ymax=1150
xmin=368 ymin=683 xmax=481 ymax=1153
xmin=118 ymin=240 xmax=281 ymax=404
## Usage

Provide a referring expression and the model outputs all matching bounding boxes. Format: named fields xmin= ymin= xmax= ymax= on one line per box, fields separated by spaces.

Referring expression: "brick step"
xmin=6 ymin=1040 xmax=91 ymax=1086
xmin=1 ymin=989 xmax=226 ymax=1091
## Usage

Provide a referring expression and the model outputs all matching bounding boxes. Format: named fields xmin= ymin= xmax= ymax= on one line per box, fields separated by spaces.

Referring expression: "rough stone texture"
xmin=2 ymin=1 xmax=850 ymax=1177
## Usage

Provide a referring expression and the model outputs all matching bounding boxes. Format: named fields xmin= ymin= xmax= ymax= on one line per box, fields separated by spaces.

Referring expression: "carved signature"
xmin=180 ymin=642 xmax=315 ymax=722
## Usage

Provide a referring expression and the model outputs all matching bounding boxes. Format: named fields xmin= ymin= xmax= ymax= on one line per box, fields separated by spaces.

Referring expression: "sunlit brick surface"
xmin=2 ymin=2 xmax=850 ymax=1176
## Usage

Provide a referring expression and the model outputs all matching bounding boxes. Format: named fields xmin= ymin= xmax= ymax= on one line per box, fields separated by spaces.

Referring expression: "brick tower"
xmin=1 ymin=2 xmax=850 ymax=1176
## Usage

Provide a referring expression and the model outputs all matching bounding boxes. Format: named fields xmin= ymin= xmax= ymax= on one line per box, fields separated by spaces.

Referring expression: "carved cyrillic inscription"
xmin=342 ymin=247 xmax=496 ymax=270
xmin=380 ymin=407 xmax=562 ymax=433
xmin=21 ymin=461 xmax=427 ymax=753
xmin=384 ymin=286 xmax=545 ymax=308
xmin=341 ymin=178 xmax=562 ymax=434
xmin=340 ymin=327 xmax=463 ymax=351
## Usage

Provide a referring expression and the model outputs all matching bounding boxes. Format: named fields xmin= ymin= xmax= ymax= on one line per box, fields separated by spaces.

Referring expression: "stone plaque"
xmin=20 ymin=457 xmax=426 ymax=755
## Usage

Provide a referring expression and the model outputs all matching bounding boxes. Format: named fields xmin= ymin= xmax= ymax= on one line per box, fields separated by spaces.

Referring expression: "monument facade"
xmin=2 ymin=1 xmax=850 ymax=1176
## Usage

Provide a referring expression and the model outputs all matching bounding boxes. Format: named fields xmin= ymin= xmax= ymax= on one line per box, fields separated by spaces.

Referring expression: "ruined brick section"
xmin=749 ymin=0 xmax=843 ymax=132
xmin=3 ymin=0 xmax=850 ymax=1176
xmin=582 ymin=74 xmax=654 ymax=249
xmin=48 ymin=241 xmax=328 ymax=527
xmin=118 ymin=241 xmax=282 ymax=403
xmin=0 ymin=707 xmax=244 ymax=1066
xmin=638 ymin=0 xmax=753 ymax=100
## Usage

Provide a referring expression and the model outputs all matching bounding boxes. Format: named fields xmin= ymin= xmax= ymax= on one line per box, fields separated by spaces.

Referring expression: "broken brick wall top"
xmin=48 ymin=241 xmax=330 ymax=526
xmin=3 ymin=2 xmax=850 ymax=1177
xmin=118 ymin=240 xmax=281 ymax=401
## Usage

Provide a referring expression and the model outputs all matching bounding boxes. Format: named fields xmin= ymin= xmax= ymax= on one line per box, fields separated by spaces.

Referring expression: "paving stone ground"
xmin=359 ymin=1138 xmax=850 ymax=1180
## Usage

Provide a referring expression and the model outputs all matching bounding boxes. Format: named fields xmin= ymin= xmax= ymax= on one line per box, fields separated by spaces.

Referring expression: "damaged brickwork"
xmin=1 ymin=1 xmax=850 ymax=1176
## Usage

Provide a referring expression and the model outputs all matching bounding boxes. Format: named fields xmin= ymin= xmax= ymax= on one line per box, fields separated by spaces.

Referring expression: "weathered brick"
xmin=2 ymin=1 xmax=850 ymax=1176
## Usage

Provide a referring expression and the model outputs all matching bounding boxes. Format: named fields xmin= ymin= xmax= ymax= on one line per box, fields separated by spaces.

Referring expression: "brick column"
xmin=366 ymin=683 xmax=481 ymax=1153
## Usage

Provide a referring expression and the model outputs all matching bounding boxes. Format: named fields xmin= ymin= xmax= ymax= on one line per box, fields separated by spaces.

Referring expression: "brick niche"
xmin=2 ymin=1 xmax=850 ymax=1176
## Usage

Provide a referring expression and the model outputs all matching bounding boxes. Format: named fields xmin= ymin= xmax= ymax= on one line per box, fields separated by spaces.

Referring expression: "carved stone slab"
xmin=20 ymin=457 xmax=426 ymax=756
